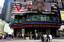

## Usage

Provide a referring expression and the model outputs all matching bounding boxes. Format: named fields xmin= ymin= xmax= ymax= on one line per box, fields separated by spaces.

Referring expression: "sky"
xmin=0 ymin=0 xmax=5 ymax=7
xmin=0 ymin=0 xmax=5 ymax=14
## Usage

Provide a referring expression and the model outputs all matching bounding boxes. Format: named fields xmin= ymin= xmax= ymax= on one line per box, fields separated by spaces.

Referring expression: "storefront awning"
xmin=11 ymin=23 xmax=60 ymax=28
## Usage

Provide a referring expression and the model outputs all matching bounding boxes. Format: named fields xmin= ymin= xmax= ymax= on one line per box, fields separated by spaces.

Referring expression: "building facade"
xmin=9 ymin=0 xmax=62 ymax=39
xmin=1 ymin=0 xmax=13 ymax=22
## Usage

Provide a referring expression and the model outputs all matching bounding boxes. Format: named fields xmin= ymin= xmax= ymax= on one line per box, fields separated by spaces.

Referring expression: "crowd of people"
xmin=41 ymin=34 xmax=52 ymax=42
xmin=12 ymin=32 xmax=53 ymax=42
xmin=0 ymin=19 xmax=53 ymax=42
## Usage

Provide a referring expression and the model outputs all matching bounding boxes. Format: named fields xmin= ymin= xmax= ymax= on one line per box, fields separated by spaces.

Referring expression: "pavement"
xmin=0 ymin=39 xmax=64 ymax=42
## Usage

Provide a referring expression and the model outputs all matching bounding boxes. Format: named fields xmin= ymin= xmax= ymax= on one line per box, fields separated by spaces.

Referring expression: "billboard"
xmin=60 ymin=10 xmax=64 ymax=21
xmin=11 ymin=3 xmax=26 ymax=14
xmin=11 ymin=0 xmax=53 ymax=14
xmin=11 ymin=1 xmax=33 ymax=14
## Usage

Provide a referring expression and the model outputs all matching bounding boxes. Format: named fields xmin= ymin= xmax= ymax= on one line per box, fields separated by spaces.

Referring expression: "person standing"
xmin=35 ymin=32 xmax=38 ymax=40
xmin=41 ymin=34 xmax=44 ymax=42
xmin=22 ymin=29 xmax=25 ymax=39
xmin=47 ymin=34 xmax=50 ymax=42
xmin=22 ymin=33 xmax=24 ymax=39
xmin=29 ymin=32 xmax=32 ymax=40
xmin=48 ymin=34 xmax=53 ymax=42
xmin=43 ymin=34 xmax=47 ymax=42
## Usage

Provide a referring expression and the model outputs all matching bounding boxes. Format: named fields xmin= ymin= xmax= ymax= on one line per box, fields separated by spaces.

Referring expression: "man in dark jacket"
xmin=41 ymin=34 xmax=44 ymax=42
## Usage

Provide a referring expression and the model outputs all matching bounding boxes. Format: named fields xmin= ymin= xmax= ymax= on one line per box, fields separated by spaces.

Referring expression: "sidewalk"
xmin=52 ymin=39 xmax=64 ymax=42
xmin=0 ymin=39 xmax=64 ymax=42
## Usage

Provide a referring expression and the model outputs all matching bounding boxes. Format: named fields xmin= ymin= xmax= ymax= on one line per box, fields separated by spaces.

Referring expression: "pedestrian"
xmin=35 ymin=33 xmax=38 ymax=40
xmin=43 ymin=34 xmax=47 ymax=42
xmin=47 ymin=34 xmax=50 ymax=42
xmin=29 ymin=32 xmax=32 ymax=40
xmin=41 ymin=34 xmax=44 ymax=42
xmin=48 ymin=34 xmax=52 ymax=42
xmin=22 ymin=33 xmax=24 ymax=39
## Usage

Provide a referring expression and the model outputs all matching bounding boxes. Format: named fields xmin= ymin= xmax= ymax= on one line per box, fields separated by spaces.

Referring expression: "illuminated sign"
xmin=11 ymin=3 xmax=25 ymax=14
xmin=23 ymin=24 xmax=59 ymax=27
xmin=16 ymin=5 xmax=21 ymax=12
xmin=11 ymin=23 xmax=60 ymax=28
xmin=27 ymin=1 xmax=32 ymax=11
xmin=60 ymin=11 xmax=64 ymax=21
xmin=11 ymin=1 xmax=33 ymax=14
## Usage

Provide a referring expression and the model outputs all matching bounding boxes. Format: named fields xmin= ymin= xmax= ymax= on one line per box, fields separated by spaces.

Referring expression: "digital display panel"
xmin=11 ymin=3 xmax=25 ymax=14
xmin=60 ymin=11 xmax=64 ymax=21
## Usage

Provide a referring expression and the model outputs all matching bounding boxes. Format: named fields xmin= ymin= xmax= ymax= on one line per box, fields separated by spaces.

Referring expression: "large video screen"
xmin=11 ymin=3 xmax=25 ymax=14
xmin=11 ymin=0 xmax=51 ymax=13
xmin=60 ymin=10 xmax=64 ymax=21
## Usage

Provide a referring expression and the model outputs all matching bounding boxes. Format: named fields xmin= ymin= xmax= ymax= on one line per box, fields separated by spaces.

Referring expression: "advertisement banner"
xmin=11 ymin=3 xmax=26 ymax=14
xmin=60 ymin=10 xmax=64 ymax=21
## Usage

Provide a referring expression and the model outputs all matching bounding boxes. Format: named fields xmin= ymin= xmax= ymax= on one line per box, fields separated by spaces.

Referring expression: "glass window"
xmin=14 ymin=19 xmax=19 ymax=23
xmin=14 ymin=15 xmax=25 ymax=23
xmin=26 ymin=17 xmax=32 ymax=21
xmin=58 ymin=2 xmax=62 ymax=9
xmin=46 ymin=16 xmax=50 ymax=21
xmin=14 ymin=0 xmax=16 ymax=1
xmin=50 ymin=16 xmax=58 ymax=22
xmin=41 ymin=15 xmax=50 ymax=21
xmin=16 ymin=0 xmax=24 ymax=2
xmin=41 ymin=15 xmax=46 ymax=21
xmin=44 ymin=0 xmax=57 ymax=2
xmin=13 ymin=14 xmax=59 ymax=23
xmin=32 ymin=15 xmax=40 ymax=21
xmin=30 ymin=15 xmax=51 ymax=21
xmin=10 ymin=18 xmax=14 ymax=23
xmin=57 ymin=0 xmax=62 ymax=2
xmin=26 ymin=15 xmax=32 ymax=21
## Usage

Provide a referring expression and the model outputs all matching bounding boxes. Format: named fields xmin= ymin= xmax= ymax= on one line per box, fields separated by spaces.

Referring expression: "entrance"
xmin=24 ymin=28 xmax=47 ymax=39
xmin=14 ymin=28 xmax=22 ymax=38
xmin=14 ymin=27 xmax=57 ymax=39
xmin=50 ymin=28 xmax=58 ymax=37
